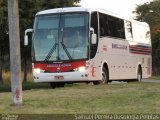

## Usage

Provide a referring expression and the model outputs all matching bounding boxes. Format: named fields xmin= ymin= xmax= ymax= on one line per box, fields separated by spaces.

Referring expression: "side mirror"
xmin=91 ymin=33 xmax=97 ymax=44
xmin=24 ymin=29 xmax=33 ymax=46
xmin=90 ymin=27 xmax=97 ymax=44
xmin=24 ymin=35 xmax=29 ymax=46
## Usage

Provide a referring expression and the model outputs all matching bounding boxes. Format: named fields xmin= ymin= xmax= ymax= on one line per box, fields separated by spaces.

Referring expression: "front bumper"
xmin=33 ymin=71 xmax=89 ymax=82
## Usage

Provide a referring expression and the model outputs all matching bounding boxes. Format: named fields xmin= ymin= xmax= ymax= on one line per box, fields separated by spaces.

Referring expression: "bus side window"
xmin=124 ymin=21 xmax=133 ymax=41
xmin=108 ymin=16 xmax=125 ymax=39
xmin=99 ymin=13 xmax=111 ymax=37
xmin=116 ymin=19 xmax=125 ymax=39
xmin=99 ymin=13 xmax=125 ymax=39
xmin=90 ymin=12 xmax=99 ymax=59
xmin=91 ymin=12 xmax=98 ymax=35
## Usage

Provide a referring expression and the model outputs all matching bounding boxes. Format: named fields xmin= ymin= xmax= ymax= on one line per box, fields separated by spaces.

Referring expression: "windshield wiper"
xmin=60 ymin=42 xmax=72 ymax=60
xmin=44 ymin=43 xmax=57 ymax=62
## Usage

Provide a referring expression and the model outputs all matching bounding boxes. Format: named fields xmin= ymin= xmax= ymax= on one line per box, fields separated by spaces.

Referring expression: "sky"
xmin=79 ymin=0 xmax=153 ymax=18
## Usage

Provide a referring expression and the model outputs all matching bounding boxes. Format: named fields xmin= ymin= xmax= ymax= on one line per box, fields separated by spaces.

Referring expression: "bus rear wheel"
xmin=93 ymin=67 xmax=108 ymax=85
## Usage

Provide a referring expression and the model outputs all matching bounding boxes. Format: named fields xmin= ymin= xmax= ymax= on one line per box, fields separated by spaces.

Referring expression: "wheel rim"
xmin=101 ymin=68 xmax=107 ymax=84
xmin=137 ymin=68 xmax=142 ymax=81
xmin=137 ymin=74 xmax=141 ymax=81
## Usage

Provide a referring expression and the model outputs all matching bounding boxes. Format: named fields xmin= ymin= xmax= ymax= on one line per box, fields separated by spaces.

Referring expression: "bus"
xmin=24 ymin=7 xmax=152 ymax=88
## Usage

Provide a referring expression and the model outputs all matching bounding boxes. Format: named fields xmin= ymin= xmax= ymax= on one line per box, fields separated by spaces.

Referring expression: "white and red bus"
xmin=24 ymin=7 xmax=152 ymax=88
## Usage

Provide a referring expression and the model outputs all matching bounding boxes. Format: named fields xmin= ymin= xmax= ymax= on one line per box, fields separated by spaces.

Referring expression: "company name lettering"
xmin=112 ymin=43 xmax=128 ymax=50
xmin=47 ymin=64 xmax=71 ymax=68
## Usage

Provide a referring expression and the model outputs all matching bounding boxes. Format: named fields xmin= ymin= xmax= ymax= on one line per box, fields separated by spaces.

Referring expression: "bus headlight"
xmin=74 ymin=66 xmax=86 ymax=72
xmin=33 ymin=68 xmax=44 ymax=73
xmin=78 ymin=66 xmax=85 ymax=71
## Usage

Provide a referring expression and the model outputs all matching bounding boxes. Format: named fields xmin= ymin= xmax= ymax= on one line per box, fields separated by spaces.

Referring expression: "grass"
xmin=149 ymin=76 xmax=160 ymax=80
xmin=0 ymin=82 xmax=160 ymax=115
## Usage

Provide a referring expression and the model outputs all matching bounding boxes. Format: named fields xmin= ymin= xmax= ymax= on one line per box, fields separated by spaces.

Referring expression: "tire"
xmin=50 ymin=82 xmax=65 ymax=88
xmin=93 ymin=67 xmax=108 ymax=85
xmin=50 ymin=82 xmax=56 ymax=89
xmin=137 ymin=67 xmax=142 ymax=81
xmin=56 ymin=83 xmax=65 ymax=88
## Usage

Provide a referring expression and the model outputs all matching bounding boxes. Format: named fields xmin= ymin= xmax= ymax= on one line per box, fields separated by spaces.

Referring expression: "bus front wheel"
xmin=50 ymin=82 xmax=65 ymax=88
xmin=93 ymin=67 xmax=108 ymax=85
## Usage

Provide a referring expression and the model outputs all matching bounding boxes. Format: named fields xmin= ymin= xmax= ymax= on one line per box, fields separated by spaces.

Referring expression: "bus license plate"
xmin=54 ymin=76 xmax=64 ymax=80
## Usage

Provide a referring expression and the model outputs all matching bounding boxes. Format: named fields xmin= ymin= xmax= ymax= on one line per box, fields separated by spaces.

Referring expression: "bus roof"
xmin=36 ymin=7 xmax=90 ymax=15
xmin=36 ymin=7 xmax=149 ymax=27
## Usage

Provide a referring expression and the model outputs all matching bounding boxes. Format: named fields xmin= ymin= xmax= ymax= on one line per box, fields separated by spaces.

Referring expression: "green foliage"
xmin=0 ymin=0 xmax=8 ymax=46
xmin=0 ymin=1 xmax=9 ymax=80
xmin=135 ymin=0 xmax=160 ymax=74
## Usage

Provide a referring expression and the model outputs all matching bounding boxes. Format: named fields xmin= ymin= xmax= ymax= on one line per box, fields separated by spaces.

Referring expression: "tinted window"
xmin=99 ymin=13 xmax=125 ymax=39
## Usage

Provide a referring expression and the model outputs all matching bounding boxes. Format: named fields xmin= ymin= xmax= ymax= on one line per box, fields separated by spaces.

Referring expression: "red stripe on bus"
xmin=130 ymin=51 xmax=151 ymax=55
xmin=129 ymin=45 xmax=152 ymax=55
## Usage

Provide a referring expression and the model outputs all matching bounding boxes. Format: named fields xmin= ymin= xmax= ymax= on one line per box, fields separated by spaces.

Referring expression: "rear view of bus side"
xmin=24 ymin=7 xmax=152 ymax=87
xmin=90 ymin=10 xmax=151 ymax=84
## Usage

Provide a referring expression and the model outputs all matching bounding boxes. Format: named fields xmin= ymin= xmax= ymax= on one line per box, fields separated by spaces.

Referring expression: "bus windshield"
xmin=32 ymin=13 xmax=89 ymax=62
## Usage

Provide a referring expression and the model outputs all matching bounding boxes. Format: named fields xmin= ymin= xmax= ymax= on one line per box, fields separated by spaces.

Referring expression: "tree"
xmin=0 ymin=0 xmax=9 ymax=83
xmin=134 ymin=0 xmax=160 ymax=75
